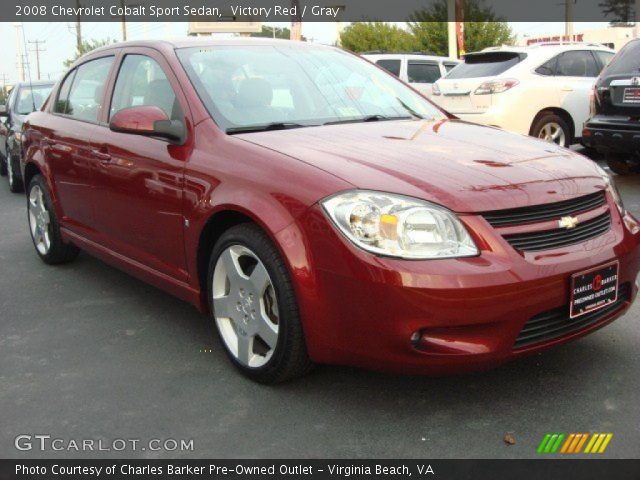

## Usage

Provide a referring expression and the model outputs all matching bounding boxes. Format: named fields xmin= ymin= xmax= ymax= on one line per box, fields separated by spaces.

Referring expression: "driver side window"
xmin=110 ymin=54 xmax=182 ymax=121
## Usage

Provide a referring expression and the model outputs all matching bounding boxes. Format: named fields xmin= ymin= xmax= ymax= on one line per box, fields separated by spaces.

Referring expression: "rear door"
xmin=554 ymin=50 xmax=602 ymax=134
xmin=45 ymin=56 xmax=115 ymax=235
xmin=436 ymin=51 xmax=524 ymax=113
xmin=91 ymin=48 xmax=190 ymax=281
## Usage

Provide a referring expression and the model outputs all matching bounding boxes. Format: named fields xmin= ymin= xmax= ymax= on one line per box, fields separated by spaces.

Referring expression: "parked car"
xmin=362 ymin=52 xmax=459 ymax=96
xmin=432 ymin=43 xmax=615 ymax=147
xmin=582 ymin=39 xmax=640 ymax=175
xmin=0 ymin=80 xmax=54 ymax=192
xmin=22 ymin=38 xmax=640 ymax=383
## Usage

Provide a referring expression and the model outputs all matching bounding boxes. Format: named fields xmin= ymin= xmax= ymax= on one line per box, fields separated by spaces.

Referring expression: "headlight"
xmin=321 ymin=190 xmax=479 ymax=259
xmin=595 ymin=164 xmax=625 ymax=215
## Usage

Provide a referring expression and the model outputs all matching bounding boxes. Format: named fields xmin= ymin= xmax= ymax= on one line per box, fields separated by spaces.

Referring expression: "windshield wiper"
xmin=226 ymin=122 xmax=315 ymax=134
xmin=324 ymin=115 xmax=413 ymax=126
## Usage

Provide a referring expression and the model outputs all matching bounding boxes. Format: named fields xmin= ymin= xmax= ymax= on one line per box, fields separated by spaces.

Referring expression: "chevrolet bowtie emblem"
xmin=558 ymin=216 xmax=579 ymax=229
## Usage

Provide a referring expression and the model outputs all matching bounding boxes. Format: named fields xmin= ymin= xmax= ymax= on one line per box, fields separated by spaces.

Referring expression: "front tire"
xmin=27 ymin=175 xmax=80 ymax=265
xmin=0 ymin=147 xmax=7 ymax=177
xmin=7 ymin=154 xmax=24 ymax=193
xmin=531 ymin=112 xmax=572 ymax=147
xmin=207 ymin=223 xmax=313 ymax=383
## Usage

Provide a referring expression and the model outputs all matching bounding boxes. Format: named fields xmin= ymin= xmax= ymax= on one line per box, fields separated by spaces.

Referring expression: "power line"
xmin=28 ymin=39 xmax=46 ymax=80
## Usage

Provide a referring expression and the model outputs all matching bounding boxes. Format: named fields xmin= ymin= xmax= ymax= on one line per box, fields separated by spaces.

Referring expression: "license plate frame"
xmin=569 ymin=261 xmax=619 ymax=319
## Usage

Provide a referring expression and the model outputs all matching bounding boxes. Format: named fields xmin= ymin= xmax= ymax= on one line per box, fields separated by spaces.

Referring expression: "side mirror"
xmin=0 ymin=104 xmax=7 ymax=117
xmin=109 ymin=105 xmax=185 ymax=143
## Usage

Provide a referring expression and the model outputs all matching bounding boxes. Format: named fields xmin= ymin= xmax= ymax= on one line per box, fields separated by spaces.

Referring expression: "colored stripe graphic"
xmin=539 ymin=433 xmax=613 ymax=454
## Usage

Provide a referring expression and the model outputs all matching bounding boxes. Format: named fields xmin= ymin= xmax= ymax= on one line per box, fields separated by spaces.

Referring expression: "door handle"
xmin=91 ymin=148 xmax=112 ymax=163
xmin=561 ymin=86 xmax=574 ymax=92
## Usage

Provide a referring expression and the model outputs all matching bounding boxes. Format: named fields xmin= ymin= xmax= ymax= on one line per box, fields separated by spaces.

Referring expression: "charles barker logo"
xmin=537 ymin=433 xmax=613 ymax=454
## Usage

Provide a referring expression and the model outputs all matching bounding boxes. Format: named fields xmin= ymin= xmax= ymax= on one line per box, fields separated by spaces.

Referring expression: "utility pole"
xmin=75 ymin=0 xmax=82 ymax=52
xmin=290 ymin=0 xmax=301 ymax=40
xmin=120 ymin=0 xmax=128 ymax=41
xmin=447 ymin=0 xmax=457 ymax=58
xmin=564 ymin=0 xmax=574 ymax=40
xmin=13 ymin=23 xmax=25 ymax=82
xmin=28 ymin=40 xmax=45 ymax=80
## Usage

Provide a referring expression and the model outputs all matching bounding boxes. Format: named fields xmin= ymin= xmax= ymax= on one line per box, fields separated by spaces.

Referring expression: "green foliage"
xmin=599 ymin=0 xmax=635 ymax=24
xmin=64 ymin=38 xmax=115 ymax=68
xmin=408 ymin=0 xmax=514 ymax=56
xmin=339 ymin=22 xmax=420 ymax=53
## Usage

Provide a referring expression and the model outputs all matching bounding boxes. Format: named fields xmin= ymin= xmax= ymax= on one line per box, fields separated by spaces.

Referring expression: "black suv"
xmin=583 ymin=39 xmax=640 ymax=175
xmin=0 ymin=80 xmax=54 ymax=192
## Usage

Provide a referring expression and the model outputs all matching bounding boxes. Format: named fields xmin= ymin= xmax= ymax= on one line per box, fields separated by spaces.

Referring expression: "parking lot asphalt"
xmin=1 ymin=151 xmax=639 ymax=460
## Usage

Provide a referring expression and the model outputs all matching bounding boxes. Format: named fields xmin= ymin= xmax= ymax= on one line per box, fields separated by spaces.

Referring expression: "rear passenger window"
xmin=535 ymin=56 xmax=558 ymax=76
xmin=594 ymin=51 xmax=615 ymax=69
xmin=407 ymin=62 xmax=441 ymax=84
xmin=556 ymin=51 xmax=600 ymax=77
xmin=376 ymin=59 xmax=401 ymax=77
xmin=54 ymin=70 xmax=76 ymax=115
xmin=61 ymin=57 xmax=114 ymax=122
xmin=110 ymin=55 xmax=182 ymax=121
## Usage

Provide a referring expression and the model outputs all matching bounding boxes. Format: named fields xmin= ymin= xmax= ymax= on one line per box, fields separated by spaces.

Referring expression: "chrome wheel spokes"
xmin=538 ymin=122 xmax=566 ymax=146
xmin=212 ymin=245 xmax=279 ymax=368
xmin=28 ymin=185 xmax=51 ymax=255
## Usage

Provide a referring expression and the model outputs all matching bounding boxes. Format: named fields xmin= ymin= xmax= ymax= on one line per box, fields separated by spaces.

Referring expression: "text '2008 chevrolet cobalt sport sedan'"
xmin=22 ymin=38 xmax=640 ymax=383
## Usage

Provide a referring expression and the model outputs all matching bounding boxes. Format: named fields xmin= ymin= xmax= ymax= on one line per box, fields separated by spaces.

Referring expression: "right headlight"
xmin=321 ymin=190 xmax=479 ymax=259
xmin=595 ymin=164 xmax=625 ymax=215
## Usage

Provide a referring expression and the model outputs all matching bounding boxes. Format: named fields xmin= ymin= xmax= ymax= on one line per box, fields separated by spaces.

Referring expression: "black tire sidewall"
xmin=207 ymin=223 xmax=309 ymax=383
xmin=8 ymin=154 xmax=23 ymax=193
xmin=532 ymin=113 xmax=572 ymax=147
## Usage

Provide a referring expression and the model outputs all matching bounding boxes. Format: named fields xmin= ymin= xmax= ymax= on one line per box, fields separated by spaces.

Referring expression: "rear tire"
xmin=0 ymin=147 xmax=7 ymax=177
xmin=531 ymin=112 xmax=572 ymax=147
xmin=606 ymin=154 xmax=639 ymax=176
xmin=207 ymin=223 xmax=313 ymax=383
xmin=27 ymin=175 xmax=80 ymax=265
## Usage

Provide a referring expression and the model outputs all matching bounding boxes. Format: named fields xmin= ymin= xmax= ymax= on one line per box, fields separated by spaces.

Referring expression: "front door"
xmin=92 ymin=49 xmax=190 ymax=281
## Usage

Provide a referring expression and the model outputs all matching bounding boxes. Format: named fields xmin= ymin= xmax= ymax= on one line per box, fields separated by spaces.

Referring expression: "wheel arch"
xmin=529 ymin=107 xmax=576 ymax=143
xmin=23 ymin=162 xmax=43 ymax=193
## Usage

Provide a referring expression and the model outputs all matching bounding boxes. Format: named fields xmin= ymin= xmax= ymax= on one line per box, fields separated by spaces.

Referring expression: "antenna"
xmin=19 ymin=23 xmax=37 ymax=112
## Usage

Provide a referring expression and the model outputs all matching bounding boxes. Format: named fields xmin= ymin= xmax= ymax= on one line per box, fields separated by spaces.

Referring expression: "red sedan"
xmin=22 ymin=38 xmax=640 ymax=383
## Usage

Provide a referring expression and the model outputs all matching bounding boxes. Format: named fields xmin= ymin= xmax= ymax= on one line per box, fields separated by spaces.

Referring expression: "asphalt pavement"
xmin=1 ymin=151 xmax=639 ymax=459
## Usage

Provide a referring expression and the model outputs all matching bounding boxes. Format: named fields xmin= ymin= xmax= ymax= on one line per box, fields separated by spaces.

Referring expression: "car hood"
xmin=237 ymin=119 xmax=607 ymax=213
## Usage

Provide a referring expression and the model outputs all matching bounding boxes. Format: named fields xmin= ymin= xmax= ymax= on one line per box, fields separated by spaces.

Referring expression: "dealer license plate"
xmin=623 ymin=87 xmax=640 ymax=104
xmin=570 ymin=262 xmax=619 ymax=319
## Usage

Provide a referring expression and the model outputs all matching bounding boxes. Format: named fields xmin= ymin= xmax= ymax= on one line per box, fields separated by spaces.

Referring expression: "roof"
xmin=12 ymin=80 xmax=55 ymax=88
xmin=361 ymin=53 xmax=459 ymax=62
xmin=90 ymin=37 xmax=334 ymax=55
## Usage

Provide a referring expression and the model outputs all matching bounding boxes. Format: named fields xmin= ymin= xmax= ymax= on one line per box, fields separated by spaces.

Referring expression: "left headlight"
xmin=321 ymin=190 xmax=479 ymax=259
xmin=595 ymin=164 xmax=625 ymax=215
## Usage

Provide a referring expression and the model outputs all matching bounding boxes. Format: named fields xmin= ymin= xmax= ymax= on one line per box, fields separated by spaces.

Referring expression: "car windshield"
xmin=445 ymin=52 xmax=524 ymax=79
xmin=16 ymin=85 xmax=53 ymax=115
xmin=177 ymin=44 xmax=445 ymax=133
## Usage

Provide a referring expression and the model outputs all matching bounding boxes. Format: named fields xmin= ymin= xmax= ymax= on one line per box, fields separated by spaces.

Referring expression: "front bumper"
xmin=281 ymin=203 xmax=640 ymax=375
xmin=583 ymin=116 xmax=640 ymax=155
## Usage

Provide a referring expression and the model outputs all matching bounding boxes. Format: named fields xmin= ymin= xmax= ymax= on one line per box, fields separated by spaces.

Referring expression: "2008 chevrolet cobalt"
xmin=22 ymin=39 xmax=640 ymax=383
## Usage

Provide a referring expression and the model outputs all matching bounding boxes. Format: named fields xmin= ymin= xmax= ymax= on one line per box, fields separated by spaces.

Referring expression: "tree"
xmin=599 ymin=0 xmax=635 ymax=24
xmin=339 ymin=22 xmax=419 ymax=53
xmin=409 ymin=0 xmax=514 ymax=56
xmin=64 ymin=38 xmax=115 ymax=68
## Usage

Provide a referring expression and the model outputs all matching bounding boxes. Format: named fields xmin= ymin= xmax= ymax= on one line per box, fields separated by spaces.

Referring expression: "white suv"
xmin=362 ymin=53 xmax=460 ymax=97
xmin=432 ymin=43 xmax=615 ymax=147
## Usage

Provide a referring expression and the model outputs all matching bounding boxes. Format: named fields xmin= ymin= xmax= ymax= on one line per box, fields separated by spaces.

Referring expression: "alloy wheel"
xmin=212 ymin=245 xmax=279 ymax=368
xmin=28 ymin=185 xmax=52 ymax=255
xmin=538 ymin=122 xmax=566 ymax=146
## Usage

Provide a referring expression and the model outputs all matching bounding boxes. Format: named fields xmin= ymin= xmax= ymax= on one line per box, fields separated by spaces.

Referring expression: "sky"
xmin=0 ymin=21 xmax=610 ymax=85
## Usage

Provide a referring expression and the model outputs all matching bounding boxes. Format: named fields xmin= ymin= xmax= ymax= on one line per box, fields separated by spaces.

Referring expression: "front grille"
xmin=514 ymin=282 xmax=630 ymax=349
xmin=483 ymin=192 xmax=606 ymax=227
xmin=502 ymin=212 xmax=611 ymax=252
